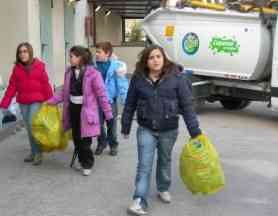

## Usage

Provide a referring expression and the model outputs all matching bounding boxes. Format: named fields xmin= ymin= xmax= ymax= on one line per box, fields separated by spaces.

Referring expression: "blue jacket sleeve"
xmin=115 ymin=61 xmax=129 ymax=104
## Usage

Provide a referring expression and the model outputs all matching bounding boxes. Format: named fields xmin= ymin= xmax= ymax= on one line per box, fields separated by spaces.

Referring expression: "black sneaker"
xmin=24 ymin=154 xmax=34 ymax=163
xmin=109 ymin=147 xmax=118 ymax=156
xmin=95 ymin=145 xmax=106 ymax=155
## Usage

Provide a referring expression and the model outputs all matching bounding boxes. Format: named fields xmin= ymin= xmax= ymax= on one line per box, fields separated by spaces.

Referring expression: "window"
xmin=123 ymin=18 xmax=145 ymax=43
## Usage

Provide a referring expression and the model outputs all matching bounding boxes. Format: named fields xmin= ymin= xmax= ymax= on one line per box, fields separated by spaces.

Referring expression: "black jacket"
xmin=121 ymin=67 xmax=201 ymax=138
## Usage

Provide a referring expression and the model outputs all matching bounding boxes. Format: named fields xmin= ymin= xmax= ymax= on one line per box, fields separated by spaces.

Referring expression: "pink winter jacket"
xmin=48 ymin=66 xmax=113 ymax=138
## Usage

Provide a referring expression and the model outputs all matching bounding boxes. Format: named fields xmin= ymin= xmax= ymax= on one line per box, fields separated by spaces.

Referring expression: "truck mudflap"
xmin=271 ymin=87 xmax=278 ymax=97
xmin=270 ymin=87 xmax=278 ymax=110
xmin=192 ymin=80 xmax=212 ymax=99
xmin=183 ymin=72 xmax=212 ymax=100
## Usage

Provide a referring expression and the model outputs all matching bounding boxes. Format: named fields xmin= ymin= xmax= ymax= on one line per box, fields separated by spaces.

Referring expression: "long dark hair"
xmin=134 ymin=45 xmax=176 ymax=77
xmin=15 ymin=42 xmax=34 ymax=65
xmin=70 ymin=46 xmax=92 ymax=66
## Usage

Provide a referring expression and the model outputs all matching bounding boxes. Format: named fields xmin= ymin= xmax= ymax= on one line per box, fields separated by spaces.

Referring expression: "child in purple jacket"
xmin=47 ymin=46 xmax=112 ymax=176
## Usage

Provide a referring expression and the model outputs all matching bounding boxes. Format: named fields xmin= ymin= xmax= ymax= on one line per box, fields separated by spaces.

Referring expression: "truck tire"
xmin=220 ymin=97 xmax=251 ymax=110
xmin=193 ymin=99 xmax=205 ymax=113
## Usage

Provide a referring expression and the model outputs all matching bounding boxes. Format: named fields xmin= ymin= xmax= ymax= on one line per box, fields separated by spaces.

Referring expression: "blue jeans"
xmin=20 ymin=103 xmax=41 ymax=156
xmin=133 ymin=126 xmax=178 ymax=207
xmin=97 ymin=102 xmax=118 ymax=148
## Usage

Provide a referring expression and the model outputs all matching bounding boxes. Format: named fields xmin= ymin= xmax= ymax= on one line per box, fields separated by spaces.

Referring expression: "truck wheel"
xmin=220 ymin=98 xmax=251 ymax=110
xmin=193 ymin=99 xmax=206 ymax=113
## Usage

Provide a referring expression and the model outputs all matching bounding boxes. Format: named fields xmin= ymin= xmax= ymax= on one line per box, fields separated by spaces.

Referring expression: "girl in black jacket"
xmin=121 ymin=45 xmax=202 ymax=215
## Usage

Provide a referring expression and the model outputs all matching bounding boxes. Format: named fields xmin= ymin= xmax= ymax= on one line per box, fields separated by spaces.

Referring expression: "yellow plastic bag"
xmin=32 ymin=104 xmax=70 ymax=152
xmin=179 ymin=134 xmax=225 ymax=195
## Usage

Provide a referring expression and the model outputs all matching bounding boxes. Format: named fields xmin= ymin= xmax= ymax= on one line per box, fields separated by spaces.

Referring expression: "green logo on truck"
xmin=182 ymin=32 xmax=199 ymax=55
xmin=209 ymin=36 xmax=240 ymax=56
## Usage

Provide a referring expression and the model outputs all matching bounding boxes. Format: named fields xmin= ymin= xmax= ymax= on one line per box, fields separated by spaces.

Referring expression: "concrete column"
xmin=0 ymin=0 xmax=29 ymax=83
xmin=52 ymin=0 xmax=66 ymax=85
xmin=27 ymin=0 xmax=41 ymax=58
xmin=74 ymin=0 xmax=90 ymax=46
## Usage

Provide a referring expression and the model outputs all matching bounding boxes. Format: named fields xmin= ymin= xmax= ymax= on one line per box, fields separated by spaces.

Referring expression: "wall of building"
xmin=93 ymin=8 xmax=144 ymax=73
xmin=74 ymin=0 xmax=90 ymax=46
xmin=27 ymin=0 xmax=41 ymax=59
xmin=0 ymin=0 xmax=29 ymax=85
xmin=0 ymin=0 xmax=85 ymax=87
xmin=0 ymin=0 xmax=67 ymax=86
xmin=114 ymin=46 xmax=144 ymax=73
xmin=52 ymin=0 xmax=66 ymax=85
xmin=0 ymin=0 xmax=144 ymax=88
xmin=95 ymin=10 xmax=122 ymax=45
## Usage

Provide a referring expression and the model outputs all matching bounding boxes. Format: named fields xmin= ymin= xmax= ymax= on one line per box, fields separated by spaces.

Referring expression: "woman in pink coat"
xmin=47 ymin=46 xmax=112 ymax=176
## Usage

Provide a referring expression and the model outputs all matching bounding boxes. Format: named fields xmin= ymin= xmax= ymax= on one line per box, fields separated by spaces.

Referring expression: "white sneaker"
xmin=158 ymin=191 xmax=171 ymax=203
xmin=82 ymin=169 xmax=92 ymax=176
xmin=127 ymin=198 xmax=148 ymax=215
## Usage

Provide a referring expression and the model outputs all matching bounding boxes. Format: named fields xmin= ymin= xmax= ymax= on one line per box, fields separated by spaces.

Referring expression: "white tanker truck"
xmin=142 ymin=4 xmax=278 ymax=110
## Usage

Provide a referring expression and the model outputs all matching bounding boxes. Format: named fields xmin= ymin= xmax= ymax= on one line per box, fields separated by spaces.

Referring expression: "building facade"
xmin=0 ymin=0 xmax=90 ymax=86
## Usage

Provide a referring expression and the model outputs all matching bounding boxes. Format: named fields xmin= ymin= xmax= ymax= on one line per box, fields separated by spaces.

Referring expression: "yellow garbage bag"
xmin=32 ymin=104 xmax=71 ymax=152
xmin=179 ymin=134 xmax=225 ymax=195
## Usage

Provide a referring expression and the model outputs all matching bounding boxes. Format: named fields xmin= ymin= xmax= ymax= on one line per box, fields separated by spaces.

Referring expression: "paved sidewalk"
xmin=0 ymin=102 xmax=277 ymax=216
